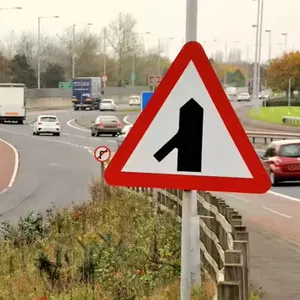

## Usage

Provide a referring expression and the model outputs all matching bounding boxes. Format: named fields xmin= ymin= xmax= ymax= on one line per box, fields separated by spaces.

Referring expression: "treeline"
xmin=0 ymin=13 xmax=171 ymax=88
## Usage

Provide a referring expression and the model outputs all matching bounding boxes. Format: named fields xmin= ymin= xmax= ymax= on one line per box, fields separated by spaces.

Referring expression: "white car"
xmin=100 ymin=99 xmax=116 ymax=111
xmin=32 ymin=115 xmax=60 ymax=136
xmin=237 ymin=92 xmax=251 ymax=102
xmin=129 ymin=95 xmax=141 ymax=106
xmin=116 ymin=124 xmax=133 ymax=148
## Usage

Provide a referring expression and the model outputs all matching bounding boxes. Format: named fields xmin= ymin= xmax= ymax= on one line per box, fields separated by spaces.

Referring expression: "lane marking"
xmin=0 ymin=138 xmax=19 ymax=193
xmin=123 ymin=115 xmax=132 ymax=125
xmin=224 ymin=194 xmax=249 ymax=203
xmin=0 ymin=126 xmax=94 ymax=154
xmin=267 ymin=190 xmax=300 ymax=204
xmin=263 ymin=206 xmax=292 ymax=218
xmin=67 ymin=119 xmax=90 ymax=132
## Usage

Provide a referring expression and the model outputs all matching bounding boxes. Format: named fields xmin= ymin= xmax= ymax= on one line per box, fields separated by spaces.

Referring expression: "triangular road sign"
xmin=105 ymin=41 xmax=271 ymax=193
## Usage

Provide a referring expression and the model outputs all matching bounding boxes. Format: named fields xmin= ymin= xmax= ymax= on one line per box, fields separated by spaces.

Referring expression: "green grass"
xmin=248 ymin=106 xmax=300 ymax=124
xmin=119 ymin=107 xmax=141 ymax=113
xmin=0 ymin=181 xmax=216 ymax=300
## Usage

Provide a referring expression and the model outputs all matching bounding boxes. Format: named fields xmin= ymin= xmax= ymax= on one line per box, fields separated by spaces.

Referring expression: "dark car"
xmin=263 ymin=140 xmax=300 ymax=186
xmin=91 ymin=115 xmax=121 ymax=137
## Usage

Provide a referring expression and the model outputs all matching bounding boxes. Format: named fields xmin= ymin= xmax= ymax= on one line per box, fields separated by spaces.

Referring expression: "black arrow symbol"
xmin=153 ymin=98 xmax=204 ymax=172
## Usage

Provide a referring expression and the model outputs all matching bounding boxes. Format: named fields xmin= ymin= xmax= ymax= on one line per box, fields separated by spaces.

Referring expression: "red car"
xmin=263 ymin=140 xmax=300 ymax=186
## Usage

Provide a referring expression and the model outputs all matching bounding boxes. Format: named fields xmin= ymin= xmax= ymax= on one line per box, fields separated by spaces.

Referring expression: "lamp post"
xmin=281 ymin=33 xmax=288 ymax=53
xmin=0 ymin=6 xmax=22 ymax=10
xmin=37 ymin=15 xmax=59 ymax=89
xmin=157 ymin=36 xmax=174 ymax=76
xmin=72 ymin=22 xmax=93 ymax=78
xmin=265 ymin=29 xmax=272 ymax=61
xmin=131 ymin=31 xmax=151 ymax=86
xmin=223 ymin=40 xmax=240 ymax=86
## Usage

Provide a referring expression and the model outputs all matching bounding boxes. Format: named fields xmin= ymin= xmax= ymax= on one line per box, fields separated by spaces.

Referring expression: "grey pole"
xmin=224 ymin=41 xmax=227 ymax=86
xmin=252 ymin=0 xmax=260 ymax=106
xmin=257 ymin=0 xmax=264 ymax=93
xmin=37 ymin=17 xmax=41 ymax=89
xmin=72 ymin=24 xmax=75 ymax=78
xmin=103 ymin=28 xmax=107 ymax=89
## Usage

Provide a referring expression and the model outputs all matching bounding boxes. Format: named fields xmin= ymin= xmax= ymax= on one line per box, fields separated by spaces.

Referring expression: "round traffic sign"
xmin=94 ymin=146 xmax=111 ymax=163
xmin=102 ymin=75 xmax=107 ymax=82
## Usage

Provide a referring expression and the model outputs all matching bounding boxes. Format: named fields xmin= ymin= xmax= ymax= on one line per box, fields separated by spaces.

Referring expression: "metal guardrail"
xmin=246 ymin=131 xmax=300 ymax=145
xmin=282 ymin=116 xmax=300 ymax=126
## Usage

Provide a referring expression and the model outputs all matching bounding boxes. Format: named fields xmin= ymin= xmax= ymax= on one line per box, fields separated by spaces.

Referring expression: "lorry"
xmin=71 ymin=77 xmax=102 ymax=110
xmin=0 ymin=83 xmax=26 ymax=124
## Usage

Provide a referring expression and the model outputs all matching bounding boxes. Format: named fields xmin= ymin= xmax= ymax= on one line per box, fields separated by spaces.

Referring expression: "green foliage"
xmin=10 ymin=54 xmax=37 ymax=87
xmin=41 ymin=63 xmax=65 ymax=88
xmin=265 ymin=97 xmax=300 ymax=106
xmin=226 ymin=68 xmax=246 ymax=87
xmin=0 ymin=183 xmax=202 ymax=299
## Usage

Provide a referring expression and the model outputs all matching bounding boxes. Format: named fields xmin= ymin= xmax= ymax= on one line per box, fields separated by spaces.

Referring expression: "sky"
xmin=0 ymin=0 xmax=298 ymax=63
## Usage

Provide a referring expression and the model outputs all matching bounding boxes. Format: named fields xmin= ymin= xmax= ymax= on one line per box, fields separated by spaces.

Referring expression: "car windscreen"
xmin=40 ymin=117 xmax=57 ymax=122
xmin=279 ymin=144 xmax=300 ymax=157
xmin=102 ymin=100 xmax=112 ymax=104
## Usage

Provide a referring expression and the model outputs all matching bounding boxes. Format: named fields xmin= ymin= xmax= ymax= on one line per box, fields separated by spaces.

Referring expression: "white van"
xmin=0 ymin=83 xmax=26 ymax=124
xmin=225 ymin=87 xmax=238 ymax=96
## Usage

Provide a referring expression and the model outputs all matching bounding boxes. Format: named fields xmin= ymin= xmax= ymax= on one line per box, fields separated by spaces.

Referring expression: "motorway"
xmin=1 ymin=102 xmax=300 ymax=298
xmin=0 ymin=106 xmax=131 ymax=222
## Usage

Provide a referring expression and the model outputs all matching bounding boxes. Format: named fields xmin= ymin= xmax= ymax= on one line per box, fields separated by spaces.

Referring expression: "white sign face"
xmin=94 ymin=146 xmax=111 ymax=162
xmin=121 ymin=62 xmax=253 ymax=179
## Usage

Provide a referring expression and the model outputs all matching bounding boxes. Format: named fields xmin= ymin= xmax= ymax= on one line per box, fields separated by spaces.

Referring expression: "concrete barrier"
xmin=282 ymin=116 xmax=300 ymax=126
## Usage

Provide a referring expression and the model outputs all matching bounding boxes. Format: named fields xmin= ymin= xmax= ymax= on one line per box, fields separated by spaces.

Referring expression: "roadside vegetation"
xmin=0 ymin=181 xmax=215 ymax=300
xmin=248 ymin=105 xmax=300 ymax=124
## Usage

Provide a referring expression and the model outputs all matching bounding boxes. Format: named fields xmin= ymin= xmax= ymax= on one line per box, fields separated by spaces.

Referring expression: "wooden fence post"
xmin=218 ymin=250 xmax=243 ymax=300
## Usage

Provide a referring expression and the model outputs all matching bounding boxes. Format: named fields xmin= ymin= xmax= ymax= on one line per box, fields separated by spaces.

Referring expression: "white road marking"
xmin=225 ymin=194 xmax=249 ymax=203
xmin=123 ymin=115 xmax=132 ymax=125
xmin=67 ymin=119 xmax=90 ymax=132
xmin=0 ymin=138 xmax=19 ymax=194
xmin=267 ymin=190 xmax=300 ymax=203
xmin=263 ymin=206 xmax=292 ymax=218
xmin=0 ymin=127 xmax=94 ymax=155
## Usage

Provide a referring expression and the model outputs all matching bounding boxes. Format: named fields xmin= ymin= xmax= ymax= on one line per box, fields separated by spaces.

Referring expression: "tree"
xmin=107 ymin=13 xmax=142 ymax=86
xmin=41 ymin=63 xmax=65 ymax=88
xmin=10 ymin=54 xmax=37 ymax=87
xmin=0 ymin=55 xmax=12 ymax=82
xmin=266 ymin=51 xmax=300 ymax=96
xmin=227 ymin=69 xmax=245 ymax=87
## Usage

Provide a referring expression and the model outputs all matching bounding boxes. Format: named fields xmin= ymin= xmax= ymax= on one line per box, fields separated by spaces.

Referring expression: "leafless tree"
xmin=106 ymin=13 xmax=143 ymax=85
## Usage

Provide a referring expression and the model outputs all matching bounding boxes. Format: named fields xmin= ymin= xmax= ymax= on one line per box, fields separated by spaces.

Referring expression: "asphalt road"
xmin=0 ymin=106 xmax=132 ymax=222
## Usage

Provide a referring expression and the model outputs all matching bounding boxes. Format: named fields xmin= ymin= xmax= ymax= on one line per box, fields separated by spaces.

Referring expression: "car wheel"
xmin=91 ymin=131 xmax=95 ymax=137
xmin=112 ymin=133 xmax=116 ymax=137
xmin=33 ymin=131 xmax=36 ymax=135
xmin=36 ymin=131 xmax=39 ymax=136
xmin=96 ymin=132 xmax=101 ymax=137
xmin=270 ymin=172 xmax=280 ymax=186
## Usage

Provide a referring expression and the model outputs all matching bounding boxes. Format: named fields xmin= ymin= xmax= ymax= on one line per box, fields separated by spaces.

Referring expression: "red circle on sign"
xmin=94 ymin=146 xmax=111 ymax=163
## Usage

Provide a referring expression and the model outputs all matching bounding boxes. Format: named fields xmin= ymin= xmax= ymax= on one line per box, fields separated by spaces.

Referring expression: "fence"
xmin=246 ymin=131 xmax=300 ymax=145
xmin=125 ymin=187 xmax=249 ymax=300
xmin=282 ymin=116 xmax=300 ymax=126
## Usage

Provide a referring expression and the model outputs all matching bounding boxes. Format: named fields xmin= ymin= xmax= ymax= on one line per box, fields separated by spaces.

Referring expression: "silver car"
xmin=116 ymin=124 xmax=133 ymax=148
xmin=99 ymin=99 xmax=116 ymax=111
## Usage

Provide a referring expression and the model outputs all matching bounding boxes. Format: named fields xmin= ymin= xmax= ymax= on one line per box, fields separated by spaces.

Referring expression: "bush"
xmin=0 ymin=181 xmax=214 ymax=299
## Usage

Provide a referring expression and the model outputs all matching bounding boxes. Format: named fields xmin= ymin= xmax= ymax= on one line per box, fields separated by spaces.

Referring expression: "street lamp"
xmin=131 ymin=31 xmax=151 ymax=86
xmin=265 ymin=29 xmax=272 ymax=61
xmin=72 ymin=22 xmax=93 ymax=78
xmin=224 ymin=40 xmax=240 ymax=86
xmin=157 ymin=36 xmax=174 ymax=76
xmin=37 ymin=15 xmax=59 ymax=89
xmin=281 ymin=33 xmax=288 ymax=53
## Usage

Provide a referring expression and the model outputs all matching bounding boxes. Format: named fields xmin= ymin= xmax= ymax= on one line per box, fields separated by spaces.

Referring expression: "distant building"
xmin=228 ymin=48 xmax=242 ymax=63
xmin=214 ymin=50 xmax=224 ymax=63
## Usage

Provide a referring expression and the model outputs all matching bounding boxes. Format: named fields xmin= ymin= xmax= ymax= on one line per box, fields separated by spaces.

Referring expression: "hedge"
xmin=265 ymin=97 xmax=300 ymax=107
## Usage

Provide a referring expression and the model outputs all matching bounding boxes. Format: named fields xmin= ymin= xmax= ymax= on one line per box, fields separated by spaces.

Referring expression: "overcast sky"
xmin=0 ymin=0 xmax=297 ymax=62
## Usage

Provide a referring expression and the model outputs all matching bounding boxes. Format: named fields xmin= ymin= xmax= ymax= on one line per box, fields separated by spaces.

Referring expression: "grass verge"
xmin=0 ymin=181 xmax=215 ymax=299
xmin=248 ymin=106 xmax=300 ymax=124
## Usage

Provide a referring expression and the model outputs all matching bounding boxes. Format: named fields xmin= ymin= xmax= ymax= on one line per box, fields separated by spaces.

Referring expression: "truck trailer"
xmin=0 ymin=83 xmax=26 ymax=124
xmin=72 ymin=77 xmax=102 ymax=110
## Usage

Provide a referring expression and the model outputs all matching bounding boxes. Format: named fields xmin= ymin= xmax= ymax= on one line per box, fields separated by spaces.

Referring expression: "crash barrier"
xmin=246 ymin=131 xmax=300 ymax=145
xmin=126 ymin=187 xmax=249 ymax=300
xmin=282 ymin=116 xmax=300 ymax=126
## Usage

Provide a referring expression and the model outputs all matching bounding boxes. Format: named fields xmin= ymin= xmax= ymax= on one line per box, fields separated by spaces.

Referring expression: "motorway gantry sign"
xmin=59 ymin=81 xmax=72 ymax=88
xmin=105 ymin=41 xmax=271 ymax=193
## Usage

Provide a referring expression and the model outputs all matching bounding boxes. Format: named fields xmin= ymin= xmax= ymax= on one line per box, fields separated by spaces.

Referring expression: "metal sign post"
xmin=94 ymin=146 xmax=111 ymax=185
